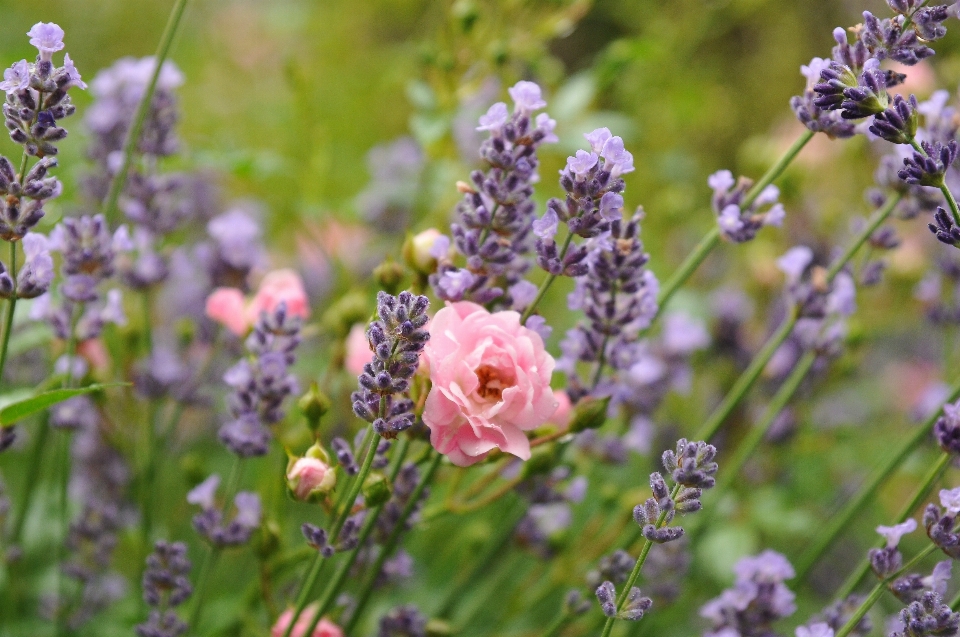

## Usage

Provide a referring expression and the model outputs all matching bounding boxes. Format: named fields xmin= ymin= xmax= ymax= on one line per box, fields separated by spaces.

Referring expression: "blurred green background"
xmin=4 ymin=0 xmax=960 ymax=635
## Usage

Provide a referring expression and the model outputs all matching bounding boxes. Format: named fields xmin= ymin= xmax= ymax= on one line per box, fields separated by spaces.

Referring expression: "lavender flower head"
xmin=935 ymin=398 xmax=960 ymax=455
xmin=352 ymin=291 xmax=429 ymax=438
xmin=220 ymin=302 xmax=302 ymax=457
xmin=700 ymin=550 xmax=797 ymax=637
xmin=430 ymin=81 xmax=557 ymax=307
xmin=708 ymin=170 xmax=785 ymax=243
xmin=187 ymin=474 xmax=261 ymax=548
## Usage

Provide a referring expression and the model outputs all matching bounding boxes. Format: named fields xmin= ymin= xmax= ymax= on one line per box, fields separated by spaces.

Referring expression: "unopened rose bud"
xmin=298 ymin=382 xmax=331 ymax=433
xmin=402 ymin=228 xmax=445 ymax=275
xmin=362 ymin=472 xmax=391 ymax=507
xmin=286 ymin=444 xmax=337 ymax=502
xmin=568 ymin=396 xmax=611 ymax=433
xmin=373 ymin=258 xmax=405 ymax=295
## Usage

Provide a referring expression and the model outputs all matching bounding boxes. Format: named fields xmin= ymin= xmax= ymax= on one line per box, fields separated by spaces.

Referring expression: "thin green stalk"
xmin=707 ymin=351 xmax=817 ymax=507
xmin=694 ymin=310 xmax=797 ymax=442
xmin=341 ymin=452 xmax=443 ymax=634
xmin=282 ymin=429 xmax=381 ymax=637
xmin=101 ymin=0 xmax=191 ymax=223
xmin=835 ymin=543 xmax=939 ymax=637
xmin=743 ymin=130 xmax=815 ymax=206
xmin=598 ymin=483 xmax=682 ymax=637
xmin=834 ymin=451 xmax=951 ymax=600
xmin=521 ymin=232 xmax=574 ymax=324
xmin=434 ymin=498 xmax=526 ymax=620
xmin=795 ymin=375 xmax=960 ymax=579
xmin=655 ymin=227 xmax=721 ymax=318
xmin=951 ymin=586 xmax=960 ymax=611
xmin=0 ymin=241 xmax=18 ymax=388
xmin=827 ymin=193 xmax=903 ymax=280
xmin=540 ymin=611 xmax=572 ymax=637
xmin=187 ymin=546 xmax=220 ymax=631
xmin=8 ymin=417 xmax=48 ymax=545
xmin=55 ymin=430 xmax=71 ymax=637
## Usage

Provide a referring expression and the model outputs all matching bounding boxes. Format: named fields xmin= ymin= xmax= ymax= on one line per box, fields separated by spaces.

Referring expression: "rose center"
xmin=475 ymin=364 xmax=510 ymax=401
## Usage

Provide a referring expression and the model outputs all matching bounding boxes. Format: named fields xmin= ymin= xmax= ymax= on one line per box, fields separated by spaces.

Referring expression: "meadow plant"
xmin=7 ymin=2 xmax=960 ymax=637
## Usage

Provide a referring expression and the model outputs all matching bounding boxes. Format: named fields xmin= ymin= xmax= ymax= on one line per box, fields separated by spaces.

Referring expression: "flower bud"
xmin=286 ymin=444 xmax=336 ymax=502
xmin=373 ymin=258 xmax=405 ymax=295
xmin=568 ymin=396 xmax=611 ymax=433
xmin=362 ymin=472 xmax=391 ymax=507
xmin=298 ymin=382 xmax=331 ymax=434
xmin=402 ymin=228 xmax=444 ymax=275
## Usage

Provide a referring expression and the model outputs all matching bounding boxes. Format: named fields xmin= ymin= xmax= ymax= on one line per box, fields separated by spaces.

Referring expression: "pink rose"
xmin=345 ymin=323 xmax=372 ymax=375
xmin=550 ymin=390 xmax=572 ymax=428
xmin=423 ymin=301 xmax=558 ymax=467
xmin=286 ymin=444 xmax=337 ymax=502
xmin=205 ymin=287 xmax=249 ymax=336
xmin=271 ymin=606 xmax=342 ymax=637
xmin=248 ymin=268 xmax=310 ymax=323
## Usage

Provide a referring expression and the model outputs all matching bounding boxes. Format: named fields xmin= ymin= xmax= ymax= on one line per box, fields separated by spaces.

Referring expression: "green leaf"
xmin=0 ymin=383 xmax=128 ymax=426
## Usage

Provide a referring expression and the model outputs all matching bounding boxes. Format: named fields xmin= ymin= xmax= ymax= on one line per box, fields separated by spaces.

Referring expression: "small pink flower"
xmin=422 ymin=302 xmax=558 ymax=467
xmin=205 ymin=287 xmax=249 ymax=335
xmin=77 ymin=338 xmax=109 ymax=374
xmin=345 ymin=323 xmax=372 ymax=375
xmin=286 ymin=444 xmax=337 ymax=502
xmin=248 ymin=268 xmax=310 ymax=323
xmin=271 ymin=606 xmax=342 ymax=637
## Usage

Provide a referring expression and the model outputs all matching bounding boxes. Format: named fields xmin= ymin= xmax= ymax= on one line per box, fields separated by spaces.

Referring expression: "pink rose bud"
xmin=271 ymin=605 xmax=343 ymax=637
xmin=248 ymin=269 xmax=310 ymax=324
xmin=286 ymin=443 xmax=336 ymax=502
xmin=205 ymin=287 xmax=250 ymax=335
xmin=345 ymin=323 xmax=372 ymax=376
xmin=550 ymin=390 xmax=573 ymax=428
xmin=422 ymin=301 xmax=558 ymax=467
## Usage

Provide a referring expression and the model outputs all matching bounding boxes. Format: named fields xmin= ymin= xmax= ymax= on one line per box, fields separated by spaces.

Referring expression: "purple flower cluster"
xmin=699 ymin=550 xmax=797 ymax=637
xmin=890 ymin=591 xmax=960 ymax=637
xmin=708 ymin=170 xmax=785 ymax=243
xmin=870 ymin=518 xmax=952 ymax=604
xmin=136 ymin=541 xmax=192 ymax=637
xmin=430 ymin=81 xmax=557 ymax=307
xmin=558 ymin=212 xmax=659 ymax=401
xmin=595 ymin=439 xmax=716 ymax=622
xmin=187 ymin=474 xmax=262 ymax=548
xmin=352 ymin=291 xmax=429 ymax=439
xmin=378 ymin=604 xmax=427 ymax=637
xmin=220 ymin=303 xmax=301 ymax=457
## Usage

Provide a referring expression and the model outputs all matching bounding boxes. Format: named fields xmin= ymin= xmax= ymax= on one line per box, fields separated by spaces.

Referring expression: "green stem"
xmin=835 ymin=543 xmax=939 ymax=637
xmin=708 ymin=351 xmax=817 ymax=505
xmin=950 ymin=586 xmax=960 ymax=611
xmin=520 ymin=232 xmax=574 ymax=324
xmin=55 ymin=430 xmax=71 ymax=637
xmin=654 ymin=227 xmax=721 ymax=318
xmin=599 ymin=484 xmax=682 ymax=637
xmin=341 ymin=452 xmax=443 ymax=634
xmin=743 ymin=130 xmax=815 ymax=207
xmin=834 ymin=451 xmax=951 ymax=600
xmin=187 ymin=546 xmax=220 ymax=631
xmin=827 ymin=193 xmax=903 ymax=280
xmin=794 ymin=374 xmax=960 ymax=579
xmin=694 ymin=309 xmax=797 ymax=442
xmin=101 ymin=0 xmax=191 ymax=223
xmin=434 ymin=498 xmax=526 ymax=620
xmin=0 ymin=241 xmax=18 ymax=389
xmin=540 ymin=611 xmax=572 ymax=637
xmin=8 ymin=417 xmax=48 ymax=545
xmin=282 ymin=429 xmax=381 ymax=637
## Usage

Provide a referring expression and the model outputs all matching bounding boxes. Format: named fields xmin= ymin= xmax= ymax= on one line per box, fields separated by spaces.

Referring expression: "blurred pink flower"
xmin=345 ymin=323 xmax=372 ymax=375
xmin=205 ymin=287 xmax=248 ymax=335
xmin=271 ymin=606 xmax=342 ymax=637
xmin=422 ymin=301 xmax=558 ymax=467
xmin=248 ymin=268 xmax=310 ymax=323
xmin=551 ymin=390 xmax=572 ymax=428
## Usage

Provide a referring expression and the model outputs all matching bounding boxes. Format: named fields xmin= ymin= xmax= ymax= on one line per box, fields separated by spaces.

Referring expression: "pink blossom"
xmin=286 ymin=455 xmax=336 ymax=501
xmin=423 ymin=302 xmax=558 ymax=467
xmin=271 ymin=606 xmax=343 ymax=637
xmin=345 ymin=323 xmax=372 ymax=375
xmin=205 ymin=287 xmax=249 ymax=335
xmin=248 ymin=269 xmax=310 ymax=323
xmin=551 ymin=390 xmax=572 ymax=428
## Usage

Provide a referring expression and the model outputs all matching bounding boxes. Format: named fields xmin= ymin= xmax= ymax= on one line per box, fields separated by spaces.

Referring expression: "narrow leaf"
xmin=0 ymin=383 xmax=127 ymax=425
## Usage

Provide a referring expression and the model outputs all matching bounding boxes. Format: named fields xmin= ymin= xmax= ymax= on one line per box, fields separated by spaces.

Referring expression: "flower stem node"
xmin=298 ymin=382 xmax=332 ymax=434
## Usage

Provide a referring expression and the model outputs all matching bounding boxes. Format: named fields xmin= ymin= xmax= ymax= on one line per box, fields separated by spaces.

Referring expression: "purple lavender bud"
xmin=914 ymin=6 xmax=950 ymax=41
xmin=870 ymin=94 xmax=919 ymax=144
xmin=928 ymin=208 xmax=960 ymax=247
xmin=564 ymin=589 xmax=593 ymax=616
xmin=934 ymin=399 xmax=960 ymax=454
xmin=16 ymin=232 xmax=53 ymax=298
xmin=378 ymin=604 xmax=427 ymax=637
xmin=0 ymin=426 xmax=15 ymax=452
xmin=619 ymin=587 xmax=653 ymax=620
xmin=900 ymin=140 xmax=958 ymax=187
xmin=662 ymin=439 xmax=718 ymax=489
xmin=596 ymin=581 xmax=618 ymax=617
xmin=891 ymin=592 xmax=960 ymax=637
xmin=587 ymin=550 xmax=635 ymax=588
xmin=141 ymin=541 xmax=192 ymax=608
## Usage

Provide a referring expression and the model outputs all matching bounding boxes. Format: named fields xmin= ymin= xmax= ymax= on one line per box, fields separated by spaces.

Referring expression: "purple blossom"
xmin=567 ymin=150 xmax=599 ymax=179
xmin=710 ymin=172 xmax=786 ymax=242
xmin=63 ymin=54 xmax=86 ymax=90
xmin=16 ymin=232 xmax=54 ymax=299
xmin=532 ymin=209 xmax=558 ymax=239
xmin=876 ymin=518 xmax=917 ymax=548
xmin=0 ymin=60 xmax=29 ymax=94
xmin=477 ymin=102 xmax=509 ymax=132
xmin=599 ymin=192 xmax=624 ymax=221
xmin=585 ymin=127 xmax=612 ymax=154
xmin=777 ymin=246 xmax=814 ymax=284
xmin=940 ymin=487 xmax=960 ymax=515
xmin=508 ymin=80 xmax=547 ymax=113
xmin=27 ymin=22 xmax=65 ymax=61
xmin=186 ymin=475 xmax=220 ymax=510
